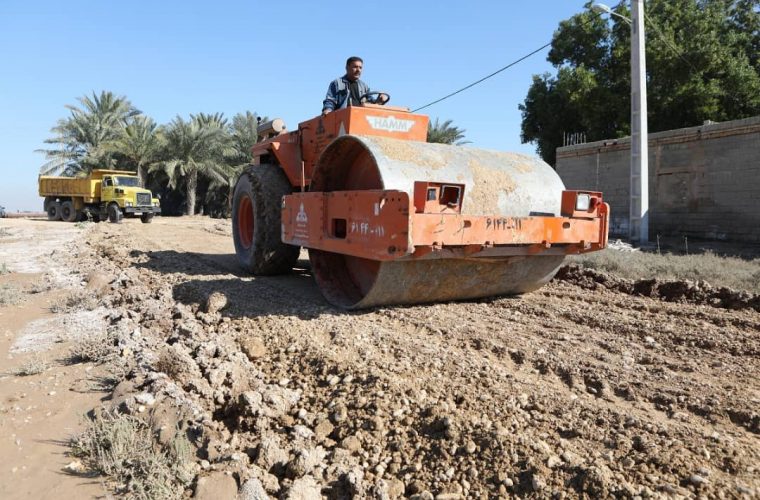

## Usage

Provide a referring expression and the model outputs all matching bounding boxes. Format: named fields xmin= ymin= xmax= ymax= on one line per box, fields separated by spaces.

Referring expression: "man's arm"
xmin=322 ymin=80 xmax=339 ymax=115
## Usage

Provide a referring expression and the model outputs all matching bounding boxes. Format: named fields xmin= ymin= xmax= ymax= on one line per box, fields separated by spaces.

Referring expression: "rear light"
xmin=575 ymin=193 xmax=591 ymax=211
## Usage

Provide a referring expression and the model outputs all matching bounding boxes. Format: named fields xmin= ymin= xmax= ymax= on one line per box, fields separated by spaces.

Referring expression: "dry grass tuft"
xmin=0 ymin=262 xmax=10 ymax=275
xmin=67 ymin=331 xmax=119 ymax=365
xmin=0 ymin=284 xmax=23 ymax=306
xmin=67 ymin=330 xmax=131 ymax=391
xmin=30 ymin=276 xmax=53 ymax=294
xmin=50 ymin=291 xmax=100 ymax=313
xmin=71 ymin=409 xmax=191 ymax=500
xmin=14 ymin=354 xmax=49 ymax=376
xmin=0 ymin=227 xmax=11 ymax=238
xmin=571 ymin=249 xmax=760 ymax=293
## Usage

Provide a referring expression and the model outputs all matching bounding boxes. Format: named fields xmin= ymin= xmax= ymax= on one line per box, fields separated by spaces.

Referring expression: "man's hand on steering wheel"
xmin=360 ymin=91 xmax=390 ymax=105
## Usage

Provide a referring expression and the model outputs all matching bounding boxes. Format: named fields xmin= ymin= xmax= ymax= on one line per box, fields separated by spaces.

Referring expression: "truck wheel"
xmin=140 ymin=213 xmax=154 ymax=224
xmin=108 ymin=203 xmax=123 ymax=223
xmin=46 ymin=201 xmax=62 ymax=221
xmin=61 ymin=201 xmax=78 ymax=222
xmin=232 ymin=164 xmax=299 ymax=275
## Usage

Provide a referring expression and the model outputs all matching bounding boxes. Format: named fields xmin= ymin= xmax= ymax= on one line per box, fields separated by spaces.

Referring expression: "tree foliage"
xmin=151 ymin=115 xmax=229 ymax=216
xmin=104 ymin=115 xmax=164 ymax=185
xmin=520 ymin=0 xmax=760 ymax=165
xmin=427 ymin=118 xmax=470 ymax=145
xmin=38 ymin=91 xmax=140 ymax=176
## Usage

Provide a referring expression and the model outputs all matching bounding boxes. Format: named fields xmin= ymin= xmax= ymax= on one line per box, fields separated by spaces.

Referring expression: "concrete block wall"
xmin=556 ymin=116 xmax=760 ymax=242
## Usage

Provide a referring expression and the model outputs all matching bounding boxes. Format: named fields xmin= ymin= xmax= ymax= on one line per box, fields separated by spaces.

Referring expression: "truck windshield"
xmin=115 ymin=176 xmax=141 ymax=187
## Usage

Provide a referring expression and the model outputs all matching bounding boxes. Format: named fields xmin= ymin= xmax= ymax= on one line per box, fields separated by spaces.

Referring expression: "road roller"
xmin=232 ymin=100 xmax=609 ymax=309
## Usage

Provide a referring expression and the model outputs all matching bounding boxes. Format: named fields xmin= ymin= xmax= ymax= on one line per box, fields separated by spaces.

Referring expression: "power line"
xmin=643 ymin=14 xmax=698 ymax=74
xmin=411 ymin=9 xmax=604 ymax=113
xmin=411 ymin=42 xmax=552 ymax=113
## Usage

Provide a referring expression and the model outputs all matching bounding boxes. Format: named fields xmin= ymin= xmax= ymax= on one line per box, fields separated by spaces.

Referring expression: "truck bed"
xmin=38 ymin=176 xmax=100 ymax=199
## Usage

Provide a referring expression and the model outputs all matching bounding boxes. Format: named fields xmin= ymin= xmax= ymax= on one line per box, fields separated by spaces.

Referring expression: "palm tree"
xmin=226 ymin=111 xmax=260 ymax=166
xmin=105 ymin=115 xmax=164 ymax=185
xmin=220 ymin=111 xmax=262 ymax=209
xmin=427 ymin=118 xmax=470 ymax=145
xmin=153 ymin=115 xmax=228 ymax=215
xmin=37 ymin=91 xmax=140 ymax=176
xmin=203 ymin=111 xmax=263 ymax=217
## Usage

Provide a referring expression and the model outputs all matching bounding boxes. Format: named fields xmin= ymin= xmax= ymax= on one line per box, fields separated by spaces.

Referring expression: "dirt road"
xmin=0 ymin=218 xmax=108 ymax=499
xmin=2 ymin=216 xmax=759 ymax=498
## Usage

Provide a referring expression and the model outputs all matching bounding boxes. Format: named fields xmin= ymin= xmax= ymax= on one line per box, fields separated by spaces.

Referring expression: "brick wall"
xmin=556 ymin=116 xmax=760 ymax=242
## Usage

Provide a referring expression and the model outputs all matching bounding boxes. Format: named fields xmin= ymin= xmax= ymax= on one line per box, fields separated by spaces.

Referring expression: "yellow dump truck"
xmin=39 ymin=169 xmax=160 ymax=223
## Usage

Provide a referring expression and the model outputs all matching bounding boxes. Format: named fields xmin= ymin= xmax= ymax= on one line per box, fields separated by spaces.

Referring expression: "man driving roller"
xmin=322 ymin=56 xmax=389 ymax=115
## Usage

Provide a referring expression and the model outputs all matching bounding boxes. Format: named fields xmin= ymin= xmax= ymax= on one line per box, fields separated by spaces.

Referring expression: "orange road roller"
xmin=232 ymin=102 xmax=609 ymax=309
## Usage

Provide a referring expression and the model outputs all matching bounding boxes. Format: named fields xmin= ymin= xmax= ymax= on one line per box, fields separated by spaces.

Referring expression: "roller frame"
xmin=282 ymin=187 xmax=609 ymax=261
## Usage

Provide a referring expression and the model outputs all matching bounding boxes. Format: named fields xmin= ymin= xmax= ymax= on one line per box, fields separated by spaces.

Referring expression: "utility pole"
xmin=630 ymin=0 xmax=649 ymax=244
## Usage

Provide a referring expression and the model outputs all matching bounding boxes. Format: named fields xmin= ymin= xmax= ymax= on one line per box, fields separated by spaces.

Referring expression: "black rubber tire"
xmin=61 ymin=201 xmax=77 ymax=222
xmin=84 ymin=209 xmax=98 ymax=222
xmin=140 ymin=213 xmax=154 ymax=224
xmin=108 ymin=203 xmax=123 ymax=223
xmin=232 ymin=164 xmax=299 ymax=275
xmin=46 ymin=201 xmax=62 ymax=221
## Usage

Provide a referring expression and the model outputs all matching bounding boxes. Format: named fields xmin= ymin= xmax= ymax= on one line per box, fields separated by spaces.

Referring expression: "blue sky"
xmin=0 ymin=0 xmax=591 ymax=211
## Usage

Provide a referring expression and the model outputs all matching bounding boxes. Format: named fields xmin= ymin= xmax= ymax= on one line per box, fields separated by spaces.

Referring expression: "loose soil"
xmin=1 ymin=216 xmax=758 ymax=499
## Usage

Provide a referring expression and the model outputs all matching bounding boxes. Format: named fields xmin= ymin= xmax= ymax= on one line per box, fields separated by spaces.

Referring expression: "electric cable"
xmin=411 ymin=8 xmax=605 ymax=113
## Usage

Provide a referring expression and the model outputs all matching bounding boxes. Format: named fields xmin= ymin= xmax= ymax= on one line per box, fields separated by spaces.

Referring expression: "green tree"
xmin=226 ymin=111 xmax=260 ymax=167
xmin=520 ymin=0 xmax=760 ymax=165
xmin=38 ymin=91 xmax=140 ymax=175
xmin=426 ymin=118 xmax=470 ymax=145
xmin=152 ymin=115 xmax=228 ymax=215
xmin=204 ymin=111 xmax=262 ymax=217
xmin=104 ymin=115 xmax=164 ymax=185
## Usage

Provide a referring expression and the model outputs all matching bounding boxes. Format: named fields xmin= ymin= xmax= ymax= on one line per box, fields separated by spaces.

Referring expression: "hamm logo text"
xmin=365 ymin=116 xmax=416 ymax=133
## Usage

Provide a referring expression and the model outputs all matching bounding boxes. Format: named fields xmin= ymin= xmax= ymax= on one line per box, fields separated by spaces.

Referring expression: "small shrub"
xmin=0 ymin=284 xmax=22 ymax=306
xmin=50 ymin=291 xmax=99 ymax=313
xmin=71 ymin=409 xmax=186 ymax=500
xmin=30 ymin=277 xmax=53 ymax=294
xmin=67 ymin=331 xmax=118 ymax=365
xmin=0 ymin=263 xmax=10 ymax=275
xmin=0 ymin=227 xmax=11 ymax=238
xmin=14 ymin=354 xmax=48 ymax=376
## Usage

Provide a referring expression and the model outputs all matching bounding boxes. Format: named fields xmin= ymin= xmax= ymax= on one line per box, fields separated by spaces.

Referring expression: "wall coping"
xmin=556 ymin=115 xmax=760 ymax=159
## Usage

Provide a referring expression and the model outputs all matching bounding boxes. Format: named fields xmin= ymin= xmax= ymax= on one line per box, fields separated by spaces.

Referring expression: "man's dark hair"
xmin=346 ymin=56 xmax=363 ymax=66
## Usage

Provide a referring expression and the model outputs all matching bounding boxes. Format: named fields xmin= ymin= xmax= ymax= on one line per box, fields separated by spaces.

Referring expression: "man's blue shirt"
xmin=322 ymin=76 xmax=371 ymax=112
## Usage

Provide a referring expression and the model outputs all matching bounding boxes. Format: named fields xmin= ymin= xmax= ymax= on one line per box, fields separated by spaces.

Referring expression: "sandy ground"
xmin=0 ymin=218 xmax=109 ymax=499
xmin=0 ymin=215 xmax=758 ymax=499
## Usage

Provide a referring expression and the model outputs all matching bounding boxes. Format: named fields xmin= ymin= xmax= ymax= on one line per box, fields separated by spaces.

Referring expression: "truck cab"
xmin=101 ymin=174 xmax=159 ymax=216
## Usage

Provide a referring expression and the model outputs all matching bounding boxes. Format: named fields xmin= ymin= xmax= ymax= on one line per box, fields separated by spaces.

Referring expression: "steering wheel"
xmin=360 ymin=91 xmax=390 ymax=105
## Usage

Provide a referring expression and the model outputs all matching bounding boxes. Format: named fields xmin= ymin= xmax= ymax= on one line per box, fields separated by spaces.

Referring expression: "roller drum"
xmin=309 ymin=135 xmax=566 ymax=309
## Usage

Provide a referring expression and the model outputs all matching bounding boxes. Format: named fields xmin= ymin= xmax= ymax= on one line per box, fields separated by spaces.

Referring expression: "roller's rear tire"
xmin=232 ymin=164 xmax=299 ymax=275
xmin=61 ymin=201 xmax=78 ymax=222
